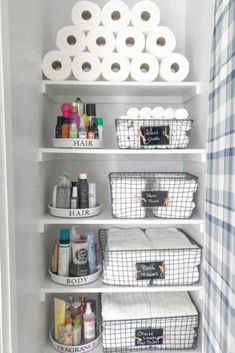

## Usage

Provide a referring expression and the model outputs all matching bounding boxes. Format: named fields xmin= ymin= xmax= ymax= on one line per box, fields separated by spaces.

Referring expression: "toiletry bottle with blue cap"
xmin=58 ymin=228 xmax=70 ymax=277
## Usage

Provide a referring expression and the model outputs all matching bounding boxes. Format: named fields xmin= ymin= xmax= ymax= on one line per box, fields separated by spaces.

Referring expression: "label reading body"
xmin=136 ymin=261 xmax=165 ymax=280
xmin=135 ymin=329 xmax=163 ymax=346
xmin=140 ymin=126 xmax=170 ymax=145
xmin=141 ymin=191 xmax=168 ymax=207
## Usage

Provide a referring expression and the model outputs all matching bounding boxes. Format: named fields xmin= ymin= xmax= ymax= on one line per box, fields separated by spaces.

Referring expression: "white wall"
xmin=8 ymin=0 xmax=53 ymax=352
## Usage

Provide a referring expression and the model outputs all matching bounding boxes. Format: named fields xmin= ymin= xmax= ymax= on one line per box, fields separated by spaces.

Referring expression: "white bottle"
xmin=58 ymin=228 xmax=70 ymax=277
xmin=73 ymin=318 xmax=82 ymax=345
xmin=83 ymin=302 xmax=95 ymax=344
xmin=88 ymin=183 xmax=96 ymax=208
xmin=52 ymin=186 xmax=57 ymax=208
xmin=78 ymin=118 xmax=87 ymax=139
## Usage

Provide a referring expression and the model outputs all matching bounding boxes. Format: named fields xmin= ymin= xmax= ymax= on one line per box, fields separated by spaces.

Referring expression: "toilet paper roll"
xmin=116 ymin=27 xmax=145 ymax=59
xmin=163 ymin=108 xmax=175 ymax=119
xmin=102 ymin=53 xmax=130 ymax=81
xmin=42 ymin=51 xmax=72 ymax=80
xmin=175 ymin=108 xmax=189 ymax=119
xmin=71 ymin=1 xmax=101 ymax=32
xmin=140 ymin=107 xmax=152 ymax=119
xmin=127 ymin=107 xmax=139 ymax=119
xmin=56 ymin=26 xmax=86 ymax=57
xmin=72 ymin=52 xmax=101 ymax=81
xmin=131 ymin=0 xmax=160 ymax=34
xmin=130 ymin=53 xmax=159 ymax=82
xmin=146 ymin=26 xmax=176 ymax=59
xmin=152 ymin=106 xmax=165 ymax=119
xmin=101 ymin=0 xmax=130 ymax=33
xmin=87 ymin=26 xmax=115 ymax=58
xmin=159 ymin=53 xmax=190 ymax=82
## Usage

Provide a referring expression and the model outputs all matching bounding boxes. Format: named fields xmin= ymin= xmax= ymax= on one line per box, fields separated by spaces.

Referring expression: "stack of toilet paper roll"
xmin=42 ymin=0 xmax=190 ymax=82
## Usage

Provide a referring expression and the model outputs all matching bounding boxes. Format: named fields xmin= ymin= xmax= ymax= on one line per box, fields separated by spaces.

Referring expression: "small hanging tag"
xmin=140 ymin=191 xmax=169 ymax=207
xmin=139 ymin=126 xmax=170 ymax=145
xmin=136 ymin=261 xmax=165 ymax=280
xmin=135 ymin=329 xmax=164 ymax=346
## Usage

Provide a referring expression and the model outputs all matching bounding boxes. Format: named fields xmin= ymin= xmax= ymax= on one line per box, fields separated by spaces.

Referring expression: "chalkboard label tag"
xmin=136 ymin=261 xmax=165 ymax=280
xmin=140 ymin=126 xmax=170 ymax=145
xmin=135 ymin=328 xmax=163 ymax=346
xmin=141 ymin=191 xmax=168 ymax=207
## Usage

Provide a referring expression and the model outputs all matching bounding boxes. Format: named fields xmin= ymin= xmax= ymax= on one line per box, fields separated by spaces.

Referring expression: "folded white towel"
xmin=107 ymin=228 xmax=149 ymax=250
xmin=152 ymin=106 xmax=165 ymax=119
xmin=127 ymin=107 xmax=140 ymax=119
xmin=140 ymin=107 xmax=152 ymax=119
xmin=102 ymin=292 xmax=197 ymax=321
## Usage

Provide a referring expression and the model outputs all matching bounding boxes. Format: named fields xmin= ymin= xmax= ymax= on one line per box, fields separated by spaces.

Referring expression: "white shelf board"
xmin=39 ymin=211 xmax=204 ymax=233
xmin=40 ymin=277 xmax=203 ymax=302
xmin=44 ymin=341 xmax=201 ymax=353
xmin=38 ymin=148 xmax=206 ymax=162
xmin=42 ymin=80 xmax=201 ymax=104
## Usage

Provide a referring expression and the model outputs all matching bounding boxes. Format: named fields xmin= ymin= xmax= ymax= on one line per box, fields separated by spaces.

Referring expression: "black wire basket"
xmin=115 ymin=119 xmax=193 ymax=149
xmin=101 ymin=294 xmax=199 ymax=352
xmin=109 ymin=172 xmax=198 ymax=219
xmin=99 ymin=228 xmax=202 ymax=287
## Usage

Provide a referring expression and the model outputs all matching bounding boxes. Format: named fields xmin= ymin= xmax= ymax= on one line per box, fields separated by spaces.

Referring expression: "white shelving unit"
xmin=40 ymin=277 xmax=203 ymax=302
xmin=38 ymin=148 xmax=206 ymax=162
xmin=39 ymin=212 xmax=205 ymax=233
xmin=38 ymin=79 xmax=205 ymax=353
xmin=42 ymin=80 xmax=200 ymax=104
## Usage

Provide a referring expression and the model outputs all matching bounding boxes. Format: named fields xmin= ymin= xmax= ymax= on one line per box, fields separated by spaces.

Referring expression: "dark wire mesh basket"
xmin=101 ymin=293 xmax=199 ymax=352
xmin=116 ymin=119 xmax=193 ymax=149
xmin=109 ymin=172 xmax=198 ymax=219
xmin=99 ymin=228 xmax=202 ymax=287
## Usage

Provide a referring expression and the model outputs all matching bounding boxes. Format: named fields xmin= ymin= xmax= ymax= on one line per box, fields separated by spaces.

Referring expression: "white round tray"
xmin=48 ymin=265 xmax=102 ymax=286
xmin=48 ymin=204 xmax=102 ymax=218
xmin=52 ymin=138 xmax=103 ymax=149
xmin=50 ymin=329 xmax=101 ymax=353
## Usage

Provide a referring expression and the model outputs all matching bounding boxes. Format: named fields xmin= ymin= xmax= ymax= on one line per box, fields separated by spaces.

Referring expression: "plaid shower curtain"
xmin=205 ymin=0 xmax=235 ymax=352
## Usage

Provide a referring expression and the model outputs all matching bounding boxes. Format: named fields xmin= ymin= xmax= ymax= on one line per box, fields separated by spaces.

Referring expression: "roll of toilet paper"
xmin=152 ymin=106 xmax=165 ymax=119
xmin=86 ymin=26 xmax=115 ymax=58
xmin=102 ymin=53 xmax=130 ymax=81
xmin=101 ymin=0 xmax=130 ymax=33
xmin=159 ymin=53 xmax=190 ymax=82
xmin=72 ymin=52 xmax=101 ymax=81
xmin=127 ymin=107 xmax=139 ymax=119
xmin=146 ymin=26 xmax=176 ymax=59
xmin=131 ymin=0 xmax=160 ymax=34
xmin=71 ymin=1 xmax=101 ymax=31
xmin=56 ymin=26 xmax=86 ymax=57
xmin=175 ymin=108 xmax=189 ymax=119
xmin=164 ymin=108 xmax=175 ymax=119
xmin=140 ymin=107 xmax=152 ymax=119
xmin=130 ymin=53 xmax=159 ymax=82
xmin=116 ymin=27 xmax=145 ymax=59
xmin=42 ymin=51 xmax=72 ymax=80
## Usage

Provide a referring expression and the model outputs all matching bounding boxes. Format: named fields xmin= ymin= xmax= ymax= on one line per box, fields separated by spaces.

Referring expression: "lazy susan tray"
xmin=48 ymin=204 xmax=102 ymax=218
xmin=48 ymin=265 xmax=102 ymax=286
xmin=52 ymin=138 xmax=103 ymax=148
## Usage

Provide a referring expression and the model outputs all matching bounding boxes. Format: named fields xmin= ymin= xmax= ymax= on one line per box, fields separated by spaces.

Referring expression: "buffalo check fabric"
xmin=205 ymin=0 xmax=235 ymax=353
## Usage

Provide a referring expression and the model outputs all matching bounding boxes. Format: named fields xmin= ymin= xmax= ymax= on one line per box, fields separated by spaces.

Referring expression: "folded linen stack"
xmin=152 ymin=177 xmax=198 ymax=218
xmin=102 ymin=227 xmax=201 ymax=286
xmin=102 ymin=292 xmax=198 ymax=350
xmin=111 ymin=178 xmax=146 ymax=218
